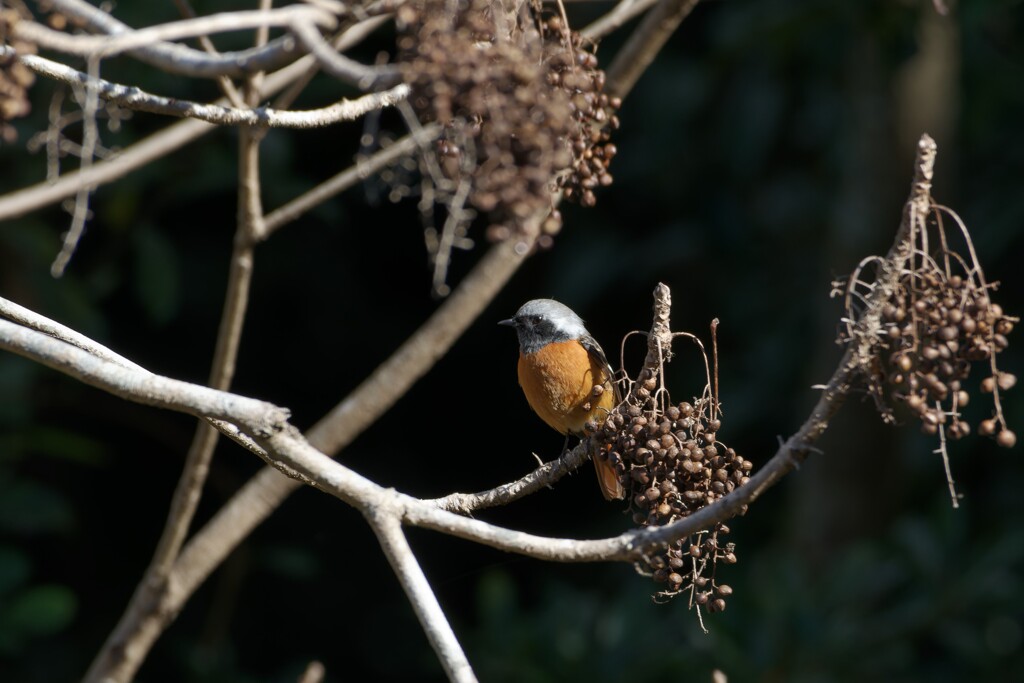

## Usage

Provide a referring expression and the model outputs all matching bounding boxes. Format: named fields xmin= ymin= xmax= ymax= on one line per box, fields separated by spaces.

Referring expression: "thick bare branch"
xmin=0 ymin=319 xmax=289 ymax=431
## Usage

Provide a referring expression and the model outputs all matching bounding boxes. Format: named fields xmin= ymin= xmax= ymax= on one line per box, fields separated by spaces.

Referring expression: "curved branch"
xmin=39 ymin=0 xmax=306 ymax=78
xmin=14 ymin=6 xmax=336 ymax=59
xmin=0 ymin=318 xmax=289 ymax=431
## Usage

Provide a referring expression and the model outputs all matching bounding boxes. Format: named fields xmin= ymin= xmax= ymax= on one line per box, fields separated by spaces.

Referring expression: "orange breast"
xmin=517 ymin=340 xmax=616 ymax=436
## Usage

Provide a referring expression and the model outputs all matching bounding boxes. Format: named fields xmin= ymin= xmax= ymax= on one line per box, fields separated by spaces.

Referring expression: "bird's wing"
xmin=580 ymin=334 xmax=620 ymax=403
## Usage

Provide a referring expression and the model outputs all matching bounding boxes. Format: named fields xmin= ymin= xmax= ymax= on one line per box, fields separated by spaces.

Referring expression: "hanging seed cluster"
xmin=537 ymin=14 xmax=621 ymax=210
xmin=0 ymin=5 xmax=36 ymax=144
xmin=587 ymin=367 xmax=754 ymax=607
xmin=397 ymin=0 xmax=618 ymax=243
xmin=841 ymin=222 xmax=1018 ymax=449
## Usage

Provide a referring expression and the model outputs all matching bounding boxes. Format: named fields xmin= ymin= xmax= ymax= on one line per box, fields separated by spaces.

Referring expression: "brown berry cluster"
xmin=0 ymin=4 xmax=36 ymax=144
xmin=841 ymin=223 xmax=1018 ymax=450
xmin=587 ymin=368 xmax=754 ymax=608
xmin=878 ymin=274 xmax=1017 ymax=446
xmin=397 ymin=0 xmax=618 ymax=244
xmin=538 ymin=15 xmax=620 ymax=209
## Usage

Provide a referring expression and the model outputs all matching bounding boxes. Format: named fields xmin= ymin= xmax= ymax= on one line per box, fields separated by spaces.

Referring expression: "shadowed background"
xmin=1 ymin=1 xmax=1022 ymax=681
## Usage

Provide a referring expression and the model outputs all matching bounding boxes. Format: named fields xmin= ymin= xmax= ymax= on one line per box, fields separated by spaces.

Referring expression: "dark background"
xmin=1 ymin=0 xmax=1022 ymax=681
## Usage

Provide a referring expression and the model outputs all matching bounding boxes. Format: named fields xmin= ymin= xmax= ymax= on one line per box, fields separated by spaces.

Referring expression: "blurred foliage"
xmin=0 ymin=0 xmax=1022 ymax=682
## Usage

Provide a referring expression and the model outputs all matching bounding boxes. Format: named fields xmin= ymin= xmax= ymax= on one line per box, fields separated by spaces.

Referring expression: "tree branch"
xmin=0 ymin=319 xmax=288 ymax=431
xmin=581 ymin=0 xmax=660 ymax=41
xmin=367 ymin=513 xmax=478 ymax=683
xmin=425 ymin=443 xmax=590 ymax=514
xmin=605 ymin=0 xmax=701 ymax=99
xmin=37 ymin=0 xmax=306 ymax=78
xmin=14 ymin=6 xmax=336 ymax=59
xmin=4 ymin=48 xmax=409 ymax=127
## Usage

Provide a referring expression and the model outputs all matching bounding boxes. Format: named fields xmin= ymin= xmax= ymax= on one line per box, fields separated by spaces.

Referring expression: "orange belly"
xmin=517 ymin=340 xmax=616 ymax=436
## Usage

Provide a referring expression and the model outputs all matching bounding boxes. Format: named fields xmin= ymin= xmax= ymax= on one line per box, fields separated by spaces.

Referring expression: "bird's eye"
xmin=531 ymin=315 xmax=542 ymax=324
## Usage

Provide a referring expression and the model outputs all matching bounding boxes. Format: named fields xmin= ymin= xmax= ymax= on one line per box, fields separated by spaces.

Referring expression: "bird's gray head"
xmin=499 ymin=299 xmax=589 ymax=355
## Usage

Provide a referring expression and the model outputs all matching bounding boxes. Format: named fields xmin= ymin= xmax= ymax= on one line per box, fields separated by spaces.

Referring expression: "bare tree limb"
xmin=605 ymin=0 xmax=701 ymax=99
xmin=37 ymin=0 xmax=306 ymax=78
xmin=0 ymin=129 xmax=935 ymax=563
xmin=0 ymin=297 xmax=145 ymax=371
xmin=581 ymin=0 xmax=659 ymax=41
xmin=14 ymin=6 xmax=336 ymax=59
xmin=288 ymin=18 xmax=401 ymax=88
xmin=367 ymin=513 xmax=478 ymax=683
xmin=2 ymin=47 xmax=409 ymax=127
xmin=0 ymin=318 xmax=289 ymax=430
xmin=425 ymin=443 xmax=590 ymax=514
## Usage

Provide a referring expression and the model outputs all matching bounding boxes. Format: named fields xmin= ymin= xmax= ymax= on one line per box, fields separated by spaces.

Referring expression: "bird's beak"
xmin=498 ymin=318 xmax=516 ymax=327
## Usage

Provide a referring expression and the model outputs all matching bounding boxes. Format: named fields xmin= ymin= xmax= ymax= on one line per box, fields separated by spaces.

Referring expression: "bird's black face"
xmin=500 ymin=300 xmax=585 ymax=355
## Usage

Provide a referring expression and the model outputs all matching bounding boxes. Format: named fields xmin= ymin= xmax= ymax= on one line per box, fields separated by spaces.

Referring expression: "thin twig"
xmin=50 ymin=56 xmax=100 ymax=277
xmin=262 ymin=123 xmax=439 ymax=239
xmin=426 ymin=442 xmax=590 ymax=514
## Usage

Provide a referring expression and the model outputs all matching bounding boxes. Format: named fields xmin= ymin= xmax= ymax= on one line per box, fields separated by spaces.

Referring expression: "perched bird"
xmin=500 ymin=299 xmax=625 ymax=500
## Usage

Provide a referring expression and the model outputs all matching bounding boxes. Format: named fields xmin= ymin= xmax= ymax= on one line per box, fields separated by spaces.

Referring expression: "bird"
xmin=500 ymin=299 xmax=625 ymax=500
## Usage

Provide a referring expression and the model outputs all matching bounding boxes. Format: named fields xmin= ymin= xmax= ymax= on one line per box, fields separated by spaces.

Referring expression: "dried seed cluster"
xmin=841 ymin=216 xmax=1017 ymax=451
xmin=398 ymin=0 xmax=618 ymax=243
xmin=588 ymin=367 xmax=753 ymax=608
xmin=878 ymin=274 xmax=1017 ymax=446
xmin=0 ymin=5 xmax=36 ymax=144
xmin=538 ymin=15 xmax=620 ymax=210
xmin=839 ymin=205 xmax=1015 ymax=464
